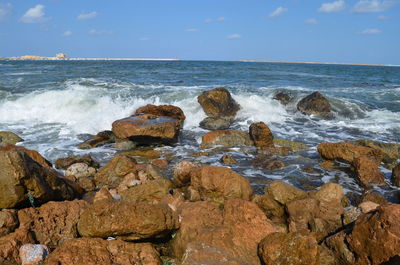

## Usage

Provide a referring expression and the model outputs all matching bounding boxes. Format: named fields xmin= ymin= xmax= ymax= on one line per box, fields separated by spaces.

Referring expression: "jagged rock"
xmin=197 ymin=88 xmax=240 ymax=118
xmin=249 ymin=122 xmax=274 ymax=148
xmin=358 ymin=201 xmax=379 ymax=213
xmin=200 ymin=130 xmax=253 ymax=148
xmin=297 ymin=91 xmax=332 ymax=118
xmin=312 ymin=183 xmax=345 ymax=203
xmin=353 ymin=156 xmax=386 ymax=188
xmin=352 ymin=139 xmax=400 ymax=167
xmin=0 ymin=131 xmax=23 ymax=146
xmin=199 ymin=117 xmax=232 ymax=130
xmin=78 ymin=130 xmax=116 ymax=149
xmin=65 ymin=163 xmax=96 ymax=179
xmin=134 ymin=104 xmax=186 ymax=127
xmin=265 ymin=181 xmax=307 ymax=205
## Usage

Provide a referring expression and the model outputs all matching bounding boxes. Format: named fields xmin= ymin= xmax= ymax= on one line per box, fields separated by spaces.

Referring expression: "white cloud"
xmin=353 ymin=0 xmax=393 ymax=13
xmin=305 ymin=18 xmax=318 ymax=24
xmin=0 ymin=3 xmax=12 ymax=21
xmin=359 ymin=28 xmax=382 ymax=34
xmin=204 ymin=16 xmax=226 ymax=23
xmin=185 ymin=28 xmax=199 ymax=32
xmin=77 ymin=11 xmax=98 ymax=20
xmin=88 ymin=29 xmax=112 ymax=35
xmin=139 ymin=37 xmax=150 ymax=41
xmin=63 ymin=30 xmax=72 ymax=37
xmin=269 ymin=7 xmax=288 ymax=18
xmin=228 ymin=33 xmax=241 ymax=39
xmin=21 ymin=4 xmax=48 ymax=23
xmin=318 ymin=0 xmax=345 ymax=13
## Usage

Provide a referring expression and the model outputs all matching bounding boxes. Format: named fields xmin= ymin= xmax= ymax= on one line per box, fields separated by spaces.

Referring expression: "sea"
xmin=1 ymin=60 xmax=400 ymax=199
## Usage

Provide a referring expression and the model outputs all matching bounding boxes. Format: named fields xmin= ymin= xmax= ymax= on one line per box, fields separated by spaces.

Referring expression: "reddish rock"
xmin=312 ymin=183 xmax=344 ymax=203
xmin=55 ymin=155 xmax=98 ymax=170
xmin=249 ymin=122 xmax=274 ymax=148
xmin=358 ymin=201 xmax=379 ymax=213
xmin=77 ymin=200 xmax=177 ymax=241
xmin=323 ymin=230 xmax=355 ymax=265
xmin=120 ymin=179 xmax=174 ymax=205
xmin=360 ymin=190 xmax=387 ymax=205
xmin=123 ymin=148 xmax=161 ymax=160
xmin=0 ymin=144 xmax=52 ymax=169
xmin=391 ymin=162 xmax=400 ymax=186
xmin=135 ymin=104 xmax=186 ymax=127
xmin=297 ymin=91 xmax=332 ymax=118
xmin=0 ymin=228 xmax=35 ymax=265
xmin=0 ymin=209 xmax=19 ymax=237
xmin=190 ymin=166 xmax=253 ymax=203
xmin=19 ymin=244 xmax=49 ymax=265
xmin=42 ymin=238 xmax=161 ymax=265
xmin=150 ymin=159 xmax=169 ymax=169
xmin=18 ymin=200 xmax=88 ymax=249
xmin=112 ymin=114 xmax=181 ymax=143
xmin=173 ymin=161 xmax=199 ymax=186
xmin=353 ymin=156 xmax=386 ymax=188
xmin=197 ymin=87 xmax=240 ymax=118
xmin=352 ymin=139 xmax=400 ymax=167
xmin=201 ymin=130 xmax=253 ymax=149
xmin=265 ymin=181 xmax=307 ymax=205
xmin=78 ymin=130 xmax=116 ymax=149
xmin=252 ymin=194 xmax=286 ymax=222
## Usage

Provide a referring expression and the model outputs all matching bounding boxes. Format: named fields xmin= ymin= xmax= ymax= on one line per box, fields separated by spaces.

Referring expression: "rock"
xmin=258 ymin=232 xmax=322 ymax=265
xmin=252 ymin=194 xmax=286 ymax=222
xmin=114 ymin=139 xmax=137 ymax=150
xmin=78 ymin=130 xmax=116 ymax=149
xmin=0 ymin=148 xmax=76 ymax=209
xmin=112 ymin=114 xmax=181 ymax=143
xmin=19 ymin=244 xmax=49 ymax=265
xmin=358 ymin=201 xmax=379 ymax=213
xmin=77 ymin=177 xmax=96 ymax=192
xmin=0 ymin=228 xmax=35 ymax=265
xmin=123 ymin=148 xmax=161 ymax=160
xmin=197 ymin=87 xmax=240 ymax=118
xmin=173 ymin=161 xmax=199 ymax=186
xmin=353 ymin=156 xmax=386 ymax=188
xmin=200 ymin=130 xmax=253 ymax=149
xmin=320 ymin=160 xmax=335 ymax=170
xmin=93 ymin=187 xmax=114 ymax=202
xmin=190 ymin=166 xmax=253 ymax=203
xmin=318 ymin=141 xmax=384 ymax=165
xmin=274 ymin=138 xmax=308 ymax=151
xmin=77 ymin=200 xmax=177 ymax=241
xmin=0 ymin=209 xmax=19 ymax=237
xmin=265 ymin=181 xmax=307 ymax=205
xmin=297 ymin=91 xmax=332 ymax=118
xmin=323 ymin=230 xmax=355 ymax=265
xmin=273 ymin=91 xmax=292 ymax=105
xmin=199 ymin=117 xmax=232 ymax=130
xmin=150 ymin=158 xmax=169 ymax=169
xmin=146 ymin=164 xmax=164 ymax=180
xmin=65 ymin=163 xmax=96 ymax=179
xmin=312 ymin=183 xmax=344 ymax=203
xmin=257 ymin=146 xmax=292 ymax=156
xmin=42 ymin=238 xmax=161 ymax=265
xmin=392 ymin=163 xmax=400 ymax=186
xmin=352 ymin=139 xmax=400 ymax=167
xmin=94 ymin=154 xmax=137 ymax=188
xmin=220 ymin=154 xmax=237 ymax=165
xmin=0 ymin=131 xmax=23 ymax=146
xmin=55 ymin=155 xmax=98 ymax=170
xmin=0 ymin=145 xmax=53 ymax=169
xmin=18 ymin=200 xmax=88 ymax=249
xmin=135 ymin=104 xmax=186 ymax=127
xmin=120 ymin=179 xmax=173 ymax=204
xmin=359 ymin=190 xmax=387 ymax=205
xmin=181 ymin=242 xmax=245 ymax=265
xmin=249 ymin=122 xmax=274 ymax=148
xmin=252 ymin=156 xmax=285 ymax=170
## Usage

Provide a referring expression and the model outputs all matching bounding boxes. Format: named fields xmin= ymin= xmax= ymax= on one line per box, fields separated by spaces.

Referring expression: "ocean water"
xmin=1 ymin=60 xmax=400 ymax=197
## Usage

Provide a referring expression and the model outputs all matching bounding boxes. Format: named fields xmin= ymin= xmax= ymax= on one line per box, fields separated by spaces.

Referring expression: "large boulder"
xmin=297 ymin=91 xmax=332 ymax=118
xmin=77 ymin=200 xmax=177 ymax=241
xmin=197 ymin=87 xmax=240 ymax=118
xmin=265 ymin=181 xmax=307 ymax=205
xmin=134 ymin=104 xmax=186 ymax=127
xmin=352 ymin=139 xmax=400 ymax=167
xmin=249 ymin=122 xmax=274 ymax=149
xmin=0 ymin=148 xmax=76 ymax=209
xmin=200 ymin=130 xmax=253 ymax=149
xmin=42 ymin=238 xmax=161 ymax=265
xmin=0 ymin=131 xmax=23 ymax=146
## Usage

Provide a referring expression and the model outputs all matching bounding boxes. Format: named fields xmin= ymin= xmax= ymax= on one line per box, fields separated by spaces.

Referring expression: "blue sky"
xmin=0 ymin=0 xmax=399 ymax=64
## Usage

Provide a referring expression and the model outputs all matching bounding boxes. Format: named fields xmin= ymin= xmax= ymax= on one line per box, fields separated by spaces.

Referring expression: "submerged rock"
xmin=220 ymin=153 xmax=237 ymax=165
xmin=201 ymin=130 xmax=253 ymax=148
xmin=297 ymin=91 xmax=332 ymax=118
xmin=273 ymin=91 xmax=293 ymax=105
xmin=273 ymin=138 xmax=308 ymax=151
xmin=249 ymin=122 xmax=274 ymax=149
xmin=0 ymin=131 xmax=23 ymax=146
xmin=197 ymin=87 xmax=240 ymax=118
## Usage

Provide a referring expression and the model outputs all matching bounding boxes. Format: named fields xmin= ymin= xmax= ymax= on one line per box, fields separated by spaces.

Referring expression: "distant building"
xmin=56 ymin=53 xmax=68 ymax=59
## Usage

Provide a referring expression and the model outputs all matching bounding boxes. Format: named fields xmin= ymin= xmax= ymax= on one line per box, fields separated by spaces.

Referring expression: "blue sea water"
xmin=1 ymin=60 xmax=400 ymax=196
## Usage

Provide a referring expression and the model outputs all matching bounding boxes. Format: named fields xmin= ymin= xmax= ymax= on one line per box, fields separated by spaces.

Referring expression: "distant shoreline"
xmin=238 ymin=60 xmax=400 ymax=67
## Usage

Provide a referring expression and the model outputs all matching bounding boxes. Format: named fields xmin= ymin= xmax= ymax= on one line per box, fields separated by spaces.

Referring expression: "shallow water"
xmin=1 ymin=60 xmax=400 ymax=198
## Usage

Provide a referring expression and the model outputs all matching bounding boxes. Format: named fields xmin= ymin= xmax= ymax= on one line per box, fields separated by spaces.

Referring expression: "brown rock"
xmin=77 ymin=200 xmax=177 ymax=241
xmin=181 ymin=242 xmax=245 ymax=265
xmin=19 ymin=244 xmax=49 ymax=265
xmin=353 ymin=156 xmax=386 ymax=188
xmin=93 ymin=187 xmax=114 ymax=202
xmin=150 ymin=159 xmax=169 ymax=169
xmin=0 ymin=145 xmax=52 ymax=169
xmin=392 ymin=162 xmax=400 ymax=186
xmin=312 ymin=183 xmax=344 ymax=203
xmin=112 ymin=114 xmax=181 ymax=143
xmin=190 ymin=166 xmax=253 ymax=203
xmin=252 ymin=194 xmax=286 ymax=222
xmin=360 ymin=190 xmax=387 ymax=205
xmin=123 ymin=148 xmax=161 ymax=160
xmin=318 ymin=142 xmax=384 ymax=165
xmin=200 ymin=130 xmax=253 ymax=149
xmin=173 ymin=161 xmax=199 ymax=186
xmin=358 ymin=201 xmax=379 ymax=213
xmin=352 ymin=139 xmax=400 ymax=167
xmin=0 ymin=131 xmax=23 ymax=146
xmin=273 ymin=91 xmax=292 ymax=105
xmin=77 ymin=177 xmax=96 ymax=192
xmin=0 ymin=209 xmax=19 ymax=237
xmin=249 ymin=122 xmax=274 ymax=148
xmin=265 ymin=181 xmax=307 ymax=205
xmin=42 ymin=238 xmax=161 ymax=265
xmin=220 ymin=153 xmax=237 ymax=165
xmin=273 ymin=138 xmax=308 ymax=151
xmin=199 ymin=117 xmax=232 ymax=130
xmin=0 ymin=228 xmax=35 ymax=265
xmin=114 ymin=139 xmax=137 ymax=150
xmin=297 ymin=91 xmax=332 ymax=118
xmin=78 ymin=130 xmax=116 ymax=149
xmin=197 ymin=87 xmax=240 ymax=118
xmin=320 ymin=160 xmax=335 ymax=170
xmin=252 ymin=156 xmax=285 ymax=170
xmin=135 ymin=104 xmax=186 ymax=127
xmin=120 ymin=179 xmax=173 ymax=204
xmin=55 ymin=155 xmax=98 ymax=170
xmin=18 ymin=200 xmax=88 ymax=249
xmin=94 ymin=154 xmax=137 ymax=188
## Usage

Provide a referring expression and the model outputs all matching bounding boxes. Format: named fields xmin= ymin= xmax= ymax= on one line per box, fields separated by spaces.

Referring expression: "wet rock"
xmin=352 ymin=139 xmax=400 ymax=167
xmin=0 ymin=228 xmax=35 ymax=265
xmin=0 ymin=145 xmax=53 ymax=169
xmin=55 ymin=155 xmax=99 ymax=170
xmin=173 ymin=161 xmax=199 ymax=186
xmin=359 ymin=190 xmax=387 ymax=205
xmin=320 ymin=160 xmax=335 ymax=170
xmin=0 ymin=148 xmax=76 ymax=209
xmin=273 ymin=138 xmax=308 ymax=151
xmin=392 ymin=163 xmax=400 ymax=186
xmin=93 ymin=154 xmax=137 ymax=188
xmin=0 ymin=209 xmax=19 ymax=237
xmin=65 ymin=163 xmax=96 ymax=179
xmin=257 ymin=146 xmax=291 ymax=156
xmin=150 ymin=158 xmax=169 ymax=169
xmin=353 ymin=156 xmax=386 ymax=188
xmin=112 ymin=114 xmax=181 ymax=144
xmin=249 ymin=122 xmax=274 ymax=148
xmin=77 ymin=199 xmax=177 ymax=241
xmin=252 ymin=156 xmax=285 ymax=170
xmin=120 ymin=179 xmax=173 ymax=204
xmin=123 ymin=148 xmax=161 ymax=160
xmin=200 ymin=130 xmax=253 ymax=149
xmin=42 ymin=238 xmax=161 ymax=265
xmin=135 ymin=104 xmax=186 ymax=127
xmin=18 ymin=200 xmax=88 ymax=249
xmin=220 ymin=153 xmax=237 ymax=165
xmin=258 ymin=232 xmax=322 ymax=265
xmin=114 ymin=139 xmax=137 ymax=150
xmin=318 ymin=141 xmax=384 ymax=165
xmin=297 ymin=91 xmax=332 ymax=118
xmin=312 ymin=183 xmax=344 ymax=203
xmin=78 ymin=130 xmax=116 ymax=149
xmin=190 ymin=166 xmax=253 ymax=203
xmin=197 ymin=87 xmax=240 ymax=118
xmin=19 ymin=244 xmax=49 ymax=265
xmin=0 ymin=131 xmax=23 ymax=146
xmin=358 ymin=201 xmax=379 ymax=213
xmin=273 ymin=91 xmax=292 ymax=105
xmin=199 ymin=117 xmax=232 ymax=130
xmin=265 ymin=181 xmax=307 ymax=205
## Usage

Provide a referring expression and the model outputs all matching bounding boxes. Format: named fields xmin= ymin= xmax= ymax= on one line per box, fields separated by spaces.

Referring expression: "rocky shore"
xmin=1 ymin=88 xmax=400 ymax=265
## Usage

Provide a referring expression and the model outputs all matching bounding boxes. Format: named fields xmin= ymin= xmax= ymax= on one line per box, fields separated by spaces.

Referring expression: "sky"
xmin=0 ymin=0 xmax=399 ymax=64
